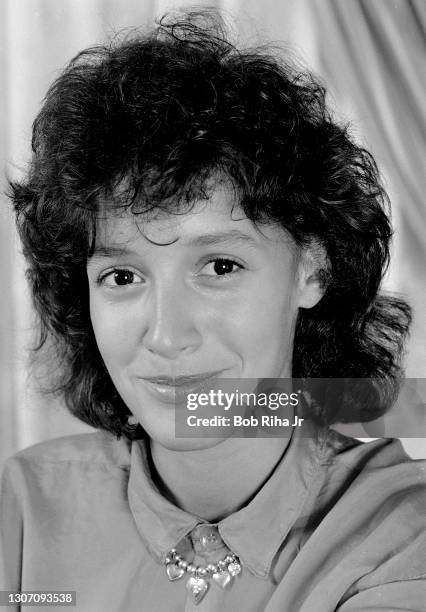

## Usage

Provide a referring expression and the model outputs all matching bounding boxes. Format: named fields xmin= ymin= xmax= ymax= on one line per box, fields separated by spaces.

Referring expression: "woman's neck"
xmin=149 ymin=435 xmax=291 ymax=522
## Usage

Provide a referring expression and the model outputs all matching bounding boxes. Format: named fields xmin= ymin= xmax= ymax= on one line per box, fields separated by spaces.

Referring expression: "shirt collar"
xmin=127 ymin=419 xmax=331 ymax=577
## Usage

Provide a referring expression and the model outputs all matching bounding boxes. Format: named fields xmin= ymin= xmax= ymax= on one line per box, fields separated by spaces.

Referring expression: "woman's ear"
xmin=296 ymin=241 xmax=329 ymax=309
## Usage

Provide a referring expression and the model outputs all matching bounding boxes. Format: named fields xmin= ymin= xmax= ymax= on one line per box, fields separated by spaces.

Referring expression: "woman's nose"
xmin=142 ymin=281 xmax=203 ymax=360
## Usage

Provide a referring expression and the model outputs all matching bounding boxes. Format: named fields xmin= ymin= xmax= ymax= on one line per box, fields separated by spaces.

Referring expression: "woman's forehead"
xmin=94 ymin=184 xmax=291 ymax=251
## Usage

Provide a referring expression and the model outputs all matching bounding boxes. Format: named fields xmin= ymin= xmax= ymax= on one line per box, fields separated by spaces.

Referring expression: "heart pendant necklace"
xmin=164 ymin=548 xmax=242 ymax=605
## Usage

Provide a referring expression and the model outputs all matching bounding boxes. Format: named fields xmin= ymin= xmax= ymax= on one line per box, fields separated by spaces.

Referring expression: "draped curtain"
xmin=1 ymin=0 xmax=424 ymax=470
xmin=311 ymin=0 xmax=426 ymax=374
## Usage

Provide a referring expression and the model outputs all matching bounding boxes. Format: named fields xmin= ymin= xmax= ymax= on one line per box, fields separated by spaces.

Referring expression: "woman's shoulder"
xmin=325 ymin=428 xmax=425 ymax=469
xmin=1 ymin=433 xmax=134 ymax=524
xmin=298 ymin=431 xmax=426 ymax=600
xmin=2 ymin=431 xmax=132 ymax=481
xmin=317 ymin=429 xmax=426 ymax=527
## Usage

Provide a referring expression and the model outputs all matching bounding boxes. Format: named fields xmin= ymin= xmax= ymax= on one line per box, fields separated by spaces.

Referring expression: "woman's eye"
xmin=201 ymin=259 xmax=243 ymax=277
xmin=100 ymin=269 xmax=143 ymax=287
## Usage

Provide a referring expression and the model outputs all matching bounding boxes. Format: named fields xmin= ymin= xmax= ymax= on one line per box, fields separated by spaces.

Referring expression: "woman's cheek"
xmin=91 ymin=300 xmax=141 ymax=368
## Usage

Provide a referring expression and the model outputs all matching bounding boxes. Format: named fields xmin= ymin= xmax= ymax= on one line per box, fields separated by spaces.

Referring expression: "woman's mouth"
xmin=138 ymin=370 xmax=226 ymax=404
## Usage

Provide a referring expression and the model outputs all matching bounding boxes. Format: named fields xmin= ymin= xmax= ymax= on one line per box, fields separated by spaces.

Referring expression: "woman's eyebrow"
xmin=88 ymin=245 xmax=138 ymax=260
xmin=89 ymin=230 xmax=259 ymax=259
xmin=183 ymin=230 xmax=259 ymax=248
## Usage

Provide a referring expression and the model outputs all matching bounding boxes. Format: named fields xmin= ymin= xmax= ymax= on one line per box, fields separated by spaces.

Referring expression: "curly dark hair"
xmin=9 ymin=10 xmax=411 ymax=438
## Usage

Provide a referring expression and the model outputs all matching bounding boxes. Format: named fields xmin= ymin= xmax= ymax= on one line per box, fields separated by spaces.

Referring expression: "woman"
xmin=1 ymin=10 xmax=424 ymax=611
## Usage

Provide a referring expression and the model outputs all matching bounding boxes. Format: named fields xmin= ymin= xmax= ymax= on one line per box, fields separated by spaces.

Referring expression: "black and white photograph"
xmin=0 ymin=1 xmax=425 ymax=610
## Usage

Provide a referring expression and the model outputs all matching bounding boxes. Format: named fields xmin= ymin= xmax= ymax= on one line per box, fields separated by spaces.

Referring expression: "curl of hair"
xmin=9 ymin=9 xmax=411 ymax=437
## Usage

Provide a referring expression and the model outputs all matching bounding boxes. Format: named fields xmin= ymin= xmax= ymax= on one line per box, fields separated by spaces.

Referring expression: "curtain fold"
xmin=312 ymin=0 xmax=425 ymax=244
xmin=310 ymin=0 xmax=426 ymax=379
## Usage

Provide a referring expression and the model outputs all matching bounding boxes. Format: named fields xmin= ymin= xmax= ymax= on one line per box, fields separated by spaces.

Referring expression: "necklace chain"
xmin=164 ymin=547 xmax=242 ymax=605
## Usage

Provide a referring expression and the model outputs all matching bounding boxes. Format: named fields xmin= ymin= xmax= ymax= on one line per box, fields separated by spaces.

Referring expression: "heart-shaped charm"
xmin=186 ymin=576 xmax=209 ymax=604
xmin=212 ymin=569 xmax=232 ymax=589
xmin=166 ymin=563 xmax=185 ymax=581
xmin=228 ymin=561 xmax=242 ymax=577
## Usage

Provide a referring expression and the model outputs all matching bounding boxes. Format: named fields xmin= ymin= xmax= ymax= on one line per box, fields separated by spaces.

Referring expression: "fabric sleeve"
xmin=0 ymin=458 xmax=23 ymax=594
xmin=336 ymin=578 xmax=426 ymax=611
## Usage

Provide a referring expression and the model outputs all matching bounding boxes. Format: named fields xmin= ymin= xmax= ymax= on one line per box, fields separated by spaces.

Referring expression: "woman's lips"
xmin=138 ymin=371 xmax=226 ymax=404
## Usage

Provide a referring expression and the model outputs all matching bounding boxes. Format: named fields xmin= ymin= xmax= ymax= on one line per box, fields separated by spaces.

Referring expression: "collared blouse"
xmin=1 ymin=420 xmax=425 ymax=611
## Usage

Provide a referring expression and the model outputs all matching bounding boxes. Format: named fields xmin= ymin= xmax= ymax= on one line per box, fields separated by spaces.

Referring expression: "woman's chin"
xmin=149 ymin=433 xmax=233 ymax=453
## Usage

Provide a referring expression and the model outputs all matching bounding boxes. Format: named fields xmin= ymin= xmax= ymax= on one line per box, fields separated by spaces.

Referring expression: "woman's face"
xmin=87 ymin=184 xmax=322 ymax=450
